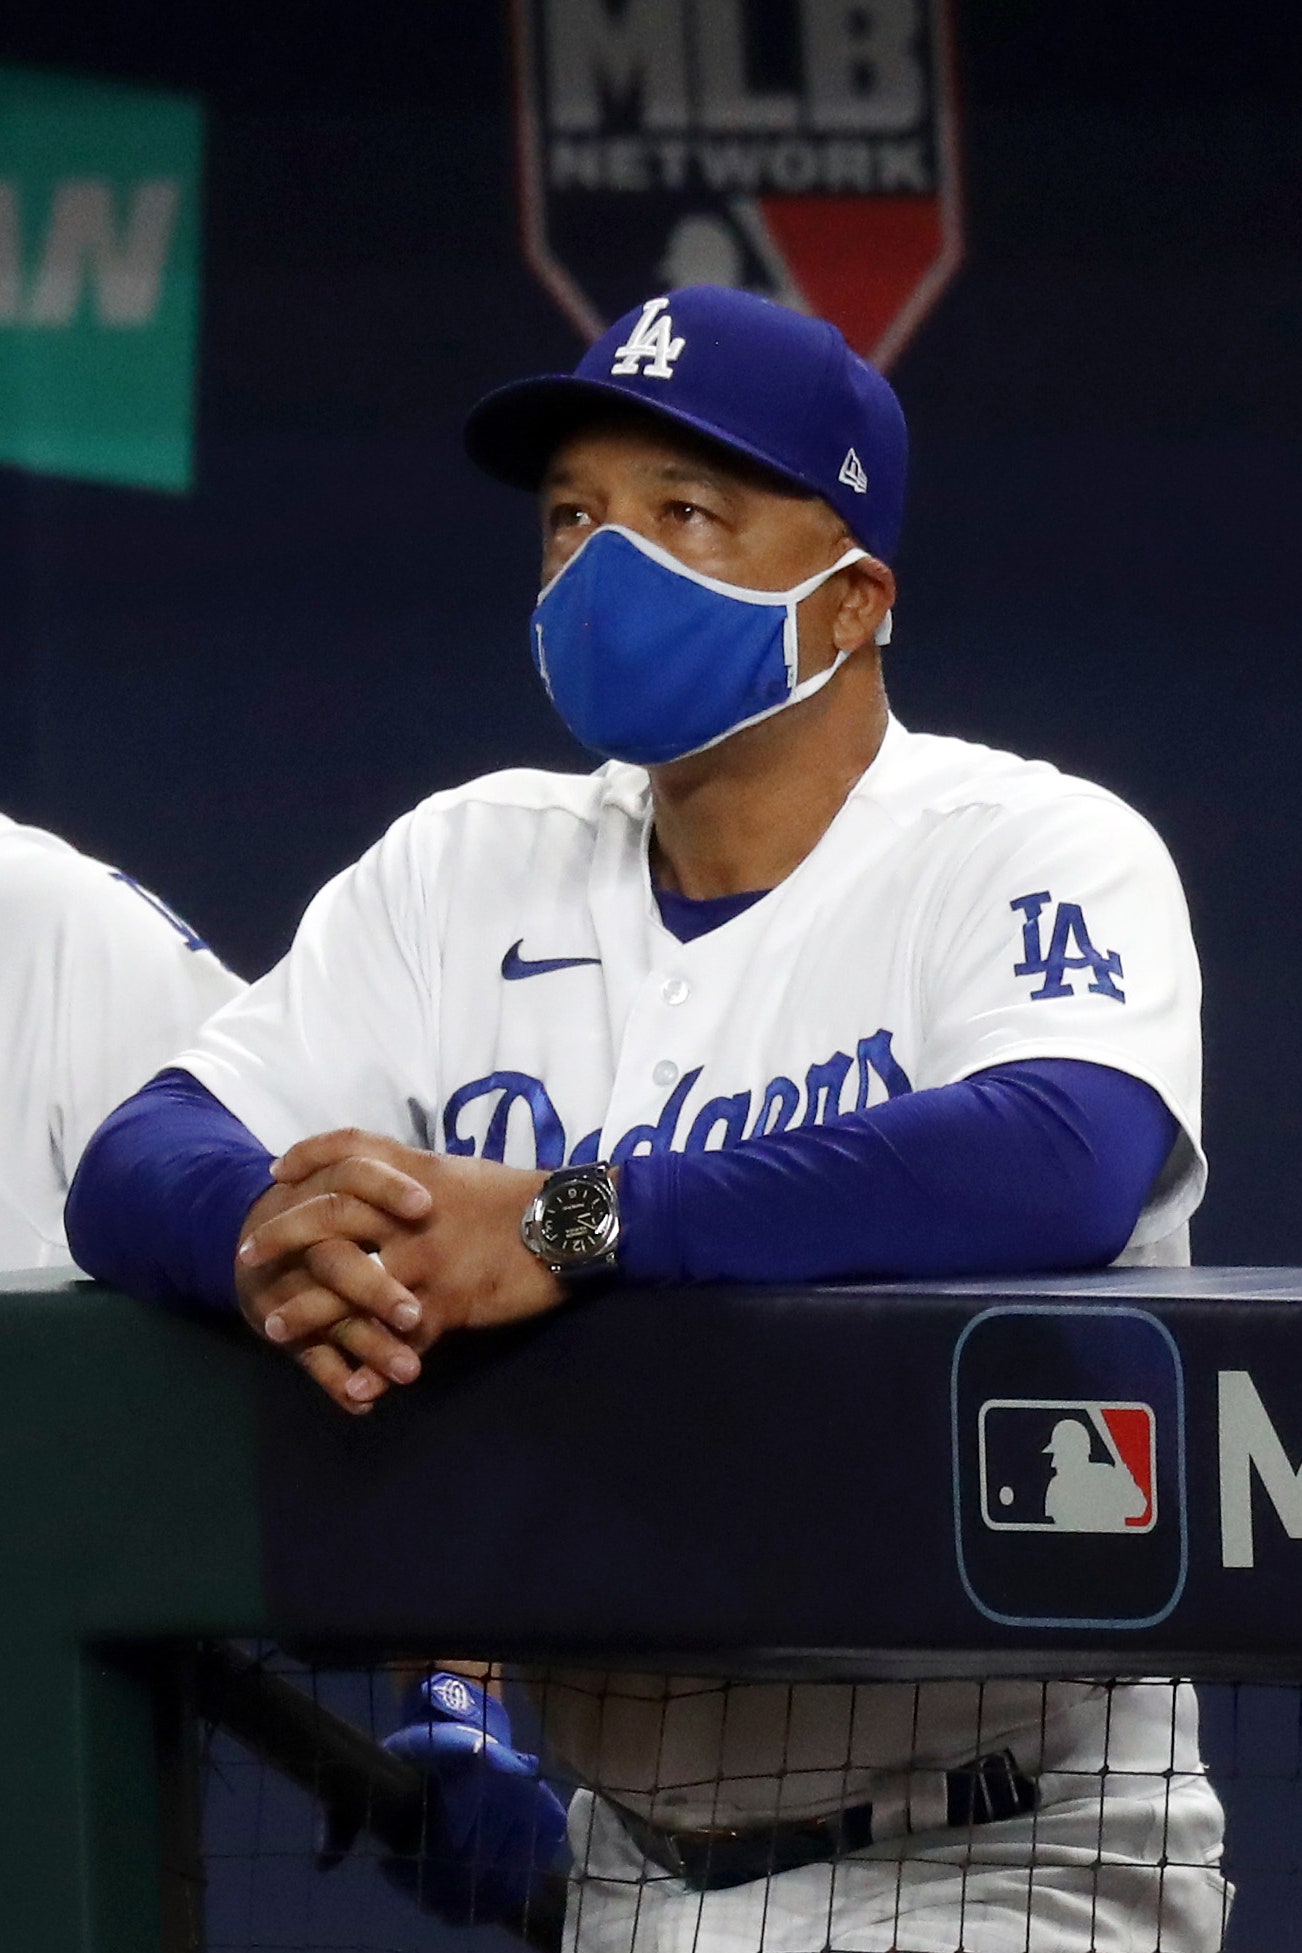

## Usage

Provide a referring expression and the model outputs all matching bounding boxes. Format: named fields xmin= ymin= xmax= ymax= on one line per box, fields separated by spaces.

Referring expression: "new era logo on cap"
xmin=838 ymin=447 xmax=868 ymax=493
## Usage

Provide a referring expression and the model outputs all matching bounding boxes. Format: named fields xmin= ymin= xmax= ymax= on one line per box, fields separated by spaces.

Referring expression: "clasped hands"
xmin=234 ymin=1130 xmax=562 ymax=1414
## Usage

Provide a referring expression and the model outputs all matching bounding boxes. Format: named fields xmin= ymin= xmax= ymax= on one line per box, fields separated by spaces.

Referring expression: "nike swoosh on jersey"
xmin=501 ymin=939 xmax=602 ymax=981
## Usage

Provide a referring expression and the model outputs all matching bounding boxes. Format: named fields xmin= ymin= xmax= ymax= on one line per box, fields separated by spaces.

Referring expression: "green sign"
xmin=0 ymin=67 xmax=203 ymax=492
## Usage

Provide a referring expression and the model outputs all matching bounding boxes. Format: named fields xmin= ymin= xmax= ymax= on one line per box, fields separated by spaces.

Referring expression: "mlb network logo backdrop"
xmin=952 ymin=1307 xmax=1188 ymax=1630
xmin=0 ymin=67 xmax=203 ymax=491
xmin=513 ymin=0 xmax=961 ymax=367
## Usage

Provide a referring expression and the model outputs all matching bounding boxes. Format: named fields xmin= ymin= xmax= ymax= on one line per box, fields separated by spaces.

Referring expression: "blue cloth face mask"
xmin=530 ymin=525 xmax=887 ymax=767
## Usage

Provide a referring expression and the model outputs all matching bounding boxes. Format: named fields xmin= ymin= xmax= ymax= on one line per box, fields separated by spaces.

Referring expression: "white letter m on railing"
xmin=1219 ymin=1370 xmax=1302 ymax=1568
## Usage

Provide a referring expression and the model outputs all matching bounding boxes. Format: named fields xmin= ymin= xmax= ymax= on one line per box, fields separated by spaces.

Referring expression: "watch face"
xmin=538 ymin=1177 xmax=617 ymax=1263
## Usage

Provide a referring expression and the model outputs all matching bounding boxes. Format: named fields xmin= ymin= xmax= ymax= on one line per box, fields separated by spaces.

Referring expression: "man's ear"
xmin=832 ymin=556 xmax=896 ymax=654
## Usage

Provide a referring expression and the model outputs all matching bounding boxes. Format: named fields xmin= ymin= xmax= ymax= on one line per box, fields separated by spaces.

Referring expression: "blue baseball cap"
xmin=464 ymin=285 xmax=908 ymax=563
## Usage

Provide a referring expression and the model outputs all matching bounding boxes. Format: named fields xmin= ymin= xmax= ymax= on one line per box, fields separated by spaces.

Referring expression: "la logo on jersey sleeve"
xmin=1010 ymin=890 xmax=1125 ymax=1003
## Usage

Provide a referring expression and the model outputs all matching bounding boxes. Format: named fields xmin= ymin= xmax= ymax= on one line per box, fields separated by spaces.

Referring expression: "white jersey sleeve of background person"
xmin=0 ymin=817 xmax=244 ymax=1273
xmin=180 ymin=715 xmax=1202 ymax=1265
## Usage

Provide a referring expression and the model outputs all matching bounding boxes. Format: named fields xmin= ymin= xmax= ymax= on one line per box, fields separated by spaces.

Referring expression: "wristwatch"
xmin=520 ymin=1163 xmax=621 ymax=1280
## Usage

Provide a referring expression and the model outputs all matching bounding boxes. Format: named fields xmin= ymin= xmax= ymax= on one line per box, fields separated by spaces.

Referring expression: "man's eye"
xmin=548 ymin=504 xmax=592 ymax=531
xmin=665 ymin=500 xmax=708 ymax=523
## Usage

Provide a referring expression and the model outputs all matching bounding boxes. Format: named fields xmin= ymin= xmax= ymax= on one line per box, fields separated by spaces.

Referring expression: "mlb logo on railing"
xmin=952 ymin=1308 xmax=1187 ymax=1631
xmin=979 ymin=1399 xmax=1157 ymax=1534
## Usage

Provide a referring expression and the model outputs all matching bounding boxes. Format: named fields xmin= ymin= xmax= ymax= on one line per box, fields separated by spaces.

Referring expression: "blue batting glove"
xmin=380 ymin=1672 xmax=570 ymax=1924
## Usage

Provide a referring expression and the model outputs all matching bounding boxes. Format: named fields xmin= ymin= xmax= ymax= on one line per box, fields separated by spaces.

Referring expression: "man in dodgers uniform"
xmin=69 ymin=287 xmax=1228 ymax=1951
xmin=0 ymin=816 xmax=240 ymax=1273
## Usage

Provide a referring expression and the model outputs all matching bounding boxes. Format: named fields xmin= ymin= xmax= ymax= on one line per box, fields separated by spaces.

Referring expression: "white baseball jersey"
xmin=179 ymin=715 xmax=1203 ymax=1258
xmin=175 ymin=716 xmax=1221 ymax=1952
xmin=0 ymin=816 xmax=243 ymax=1273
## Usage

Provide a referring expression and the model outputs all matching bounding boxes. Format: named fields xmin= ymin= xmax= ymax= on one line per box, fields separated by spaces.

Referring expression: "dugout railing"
xmin=3 ymin=1265 xmax=1302 ymax=1952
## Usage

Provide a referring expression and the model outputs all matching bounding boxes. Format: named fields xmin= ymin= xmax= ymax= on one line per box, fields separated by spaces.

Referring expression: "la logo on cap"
xmin=610 ymin=296 xmax=686 ymax=380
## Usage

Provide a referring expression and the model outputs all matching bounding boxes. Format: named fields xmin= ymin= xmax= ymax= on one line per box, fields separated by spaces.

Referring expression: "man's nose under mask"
xmin=530 ymin=525 xmax=890 ymax=768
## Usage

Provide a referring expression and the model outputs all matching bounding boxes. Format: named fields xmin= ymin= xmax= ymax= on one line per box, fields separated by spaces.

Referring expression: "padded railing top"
xmin=2 ymin=1270 xmax=1301 ymax=1675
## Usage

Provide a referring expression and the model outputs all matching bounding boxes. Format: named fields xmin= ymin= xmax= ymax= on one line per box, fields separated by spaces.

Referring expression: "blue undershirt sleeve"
xmin=66 ymin=1058 xmax=1177 ymax=1305
xmin=616 ymin=1058 xmax=1178 ymax=1284
xmin=65 ymin=1068 xmax=275 ymax=1311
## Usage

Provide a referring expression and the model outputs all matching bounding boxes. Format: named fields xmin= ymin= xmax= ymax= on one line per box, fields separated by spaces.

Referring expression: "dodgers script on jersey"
xmin=179 ymin=716 xmax=1203 ymax=1266
xmin=176 ymin=718 xmax=1221 ymax=1953
xmin=0 ymin=817 xmax=242 ymax=1272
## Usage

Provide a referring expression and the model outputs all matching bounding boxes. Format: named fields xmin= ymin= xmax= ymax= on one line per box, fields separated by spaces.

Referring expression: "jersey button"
xmin=661 ymin=976 xmax=690 ymax=1006
xmin=652 ymin=1059 xmax=679 ymax=1088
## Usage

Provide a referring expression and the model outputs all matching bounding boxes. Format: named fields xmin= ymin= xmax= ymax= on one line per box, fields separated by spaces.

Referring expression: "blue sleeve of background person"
xmin=617 ymin=1059 xmax=1178 ymax=1283
xmin=65 ymin=1069 xmax=273 ymax=1310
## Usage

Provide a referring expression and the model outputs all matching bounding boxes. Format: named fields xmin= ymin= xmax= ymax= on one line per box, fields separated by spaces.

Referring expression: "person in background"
xmin=0 ymin=812 xmax=241 ymax=1273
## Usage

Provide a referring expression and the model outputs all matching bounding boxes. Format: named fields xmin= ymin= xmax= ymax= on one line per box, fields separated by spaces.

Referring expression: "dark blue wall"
xmin=1 ymin=0 xmax=1299 ymax=1271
